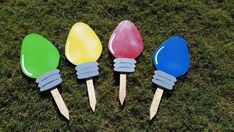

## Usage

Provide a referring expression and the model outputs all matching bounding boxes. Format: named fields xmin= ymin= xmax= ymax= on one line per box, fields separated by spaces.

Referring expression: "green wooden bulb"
xmin=20 ymin=34 xmax=60 ymax=79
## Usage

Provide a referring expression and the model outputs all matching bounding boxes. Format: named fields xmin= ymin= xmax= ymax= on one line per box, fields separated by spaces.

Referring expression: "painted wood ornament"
xmin=108 ymin=20 xmax=144 ymax=105
xmin=150 ymin=35 xmax=190 ymax=120
xmin=65 ymin=22 xmax=102 ymax=111
xmin=20 ymin=34 xmax=69 ymax=120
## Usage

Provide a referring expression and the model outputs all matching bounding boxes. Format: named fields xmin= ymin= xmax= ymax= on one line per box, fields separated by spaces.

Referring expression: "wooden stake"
xmin=86 ymin=78 xmax=96 ymax=112
xmin=50 ymin=88 xmax=69 ymax=120
xmin=119 ymin=73 xmax=126 ymax=105
xmin=149 ymin=88 xmax=164 ymax=120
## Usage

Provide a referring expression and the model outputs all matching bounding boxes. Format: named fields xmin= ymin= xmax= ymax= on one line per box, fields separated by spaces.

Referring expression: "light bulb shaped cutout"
xmin=108 ymin=20 xmax=144 ymax=105
xmin=152 ymin=35 xmax=190 ymax=77
xmin=65 ymin=22 xmax=102 ymax=65
xmin=20 ymin=34 xmax=69 ymax=120
xmin=150 ymin=35 xmax=190 ymax=120
xmin=20 ymin=34 xmax=59 ymax=78
xmin=108 ymin=20 xmax=143 ymax=59
xmin=65 ymin=22 xmax=103 ymax=111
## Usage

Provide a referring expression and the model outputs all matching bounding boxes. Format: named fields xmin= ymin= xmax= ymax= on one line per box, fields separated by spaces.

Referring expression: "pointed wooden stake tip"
xmin=63 ymin=111 xmax=70 ymax=120
xmin=50 ymin=88 xmax=70 ymax=120
xmin=149 ymin=88 xmax=164 ymax=120
xmin=119 ymin=73 xmax=126 ymax=106
xmin=119 ymin=95 xmax=125 ymax=105
xmin=86 ymin=79 xmax=97 ymax=112
xmin=149 ymin=112 xmax=155 ymax=120
xmin=90 ymin=101 xmax=96 ymax=112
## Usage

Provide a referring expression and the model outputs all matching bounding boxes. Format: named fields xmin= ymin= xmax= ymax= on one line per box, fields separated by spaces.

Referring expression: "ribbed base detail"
xmin=114 ymin=58 xmax=136 ymax=72
xmin=36 ymin=69 xmax=62 ymax=92
xmin=152 ymin=70 xmax=177 ymax=90
xmin=75 ymin=62 xmax=99 ymax=79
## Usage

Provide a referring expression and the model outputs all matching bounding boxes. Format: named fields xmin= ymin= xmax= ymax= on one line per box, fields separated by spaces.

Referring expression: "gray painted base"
xmin=75 ymin=62 xmax=99 ymax=79
xmin=36 ymin=69 xmax=62 ymax=92
xmin=152 ymin=70 xmax=177 ymax=90
xmin=114 ymin=58 xmax=136 ymax=72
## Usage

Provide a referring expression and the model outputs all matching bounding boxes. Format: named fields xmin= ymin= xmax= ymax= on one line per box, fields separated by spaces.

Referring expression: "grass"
xmin=0 ymin=0 xmax=233 ymax=131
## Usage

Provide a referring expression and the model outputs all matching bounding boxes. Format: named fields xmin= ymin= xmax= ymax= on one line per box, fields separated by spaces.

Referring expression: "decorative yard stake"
xmin=20 ymin=34 xmax=69 ymax=120
xmin=65 ymin=22 xmax=102 ymax=111
xmin=108 ymin=20 xmax=144 ymax=105
xmin=150 ymin=36 xmax=190 ymax=120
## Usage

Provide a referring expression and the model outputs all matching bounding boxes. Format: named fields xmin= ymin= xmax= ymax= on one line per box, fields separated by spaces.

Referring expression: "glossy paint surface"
xmin=152 ymin=36 xmax=190 ymax=77
xmin=65 ymin=22 xmax=102 ymax=65
xmin=20 ymin=34 xmax=60 ymax=78
xmin=108 ymin=20 xmax=144 ymax=59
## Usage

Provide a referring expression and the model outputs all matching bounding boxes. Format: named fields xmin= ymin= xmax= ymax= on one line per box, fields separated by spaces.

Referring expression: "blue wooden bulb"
xmin=152 ymin=35 xmax=190 ymax=90
xmin=153 ymin=35 xmax=190 ymax=77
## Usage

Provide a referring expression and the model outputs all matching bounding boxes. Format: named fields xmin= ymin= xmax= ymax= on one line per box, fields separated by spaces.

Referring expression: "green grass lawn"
xmin=0 ymin=0 xmax=233 ymax=131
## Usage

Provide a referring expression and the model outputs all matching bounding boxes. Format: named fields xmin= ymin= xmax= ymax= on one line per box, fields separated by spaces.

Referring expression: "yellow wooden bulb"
xmin=65 ymin=22 xmax=102 ymax=65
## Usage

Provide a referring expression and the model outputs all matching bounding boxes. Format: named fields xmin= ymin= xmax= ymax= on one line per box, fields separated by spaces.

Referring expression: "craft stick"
xmin=50 ymin=88 xmax=69 ymax=120
xmin=119 ymin=73 xmax=127 ymax=105
xmin=86 ymin=78 xmax=96 ymax=111
xmin=149 ymin=88 xmax=164 ymax=120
